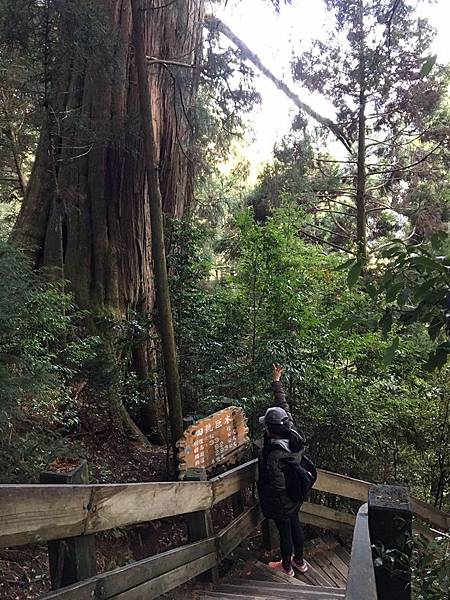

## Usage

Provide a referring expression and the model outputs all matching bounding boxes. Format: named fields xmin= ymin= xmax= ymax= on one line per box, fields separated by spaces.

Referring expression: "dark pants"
xmin=274 ymin=514 xmax=304 ymax=569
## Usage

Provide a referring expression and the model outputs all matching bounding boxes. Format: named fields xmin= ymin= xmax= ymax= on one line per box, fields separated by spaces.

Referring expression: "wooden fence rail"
xmin=345 ymin=504 xmax=377 ymax=600
xmin=38 ymin=503 xmax=264 ymax=600
xmin=1 ymin=459 xmax=448 ymax=549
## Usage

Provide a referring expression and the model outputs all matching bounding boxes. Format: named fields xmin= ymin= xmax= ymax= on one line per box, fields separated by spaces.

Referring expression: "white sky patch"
xmin=211 ymin=0 xmax=450 ymax=176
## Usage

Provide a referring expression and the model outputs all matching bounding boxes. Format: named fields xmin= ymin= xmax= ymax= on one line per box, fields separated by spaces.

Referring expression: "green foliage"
xmin=412 ymin=534 xmax=450 ymax=599
xmin=363 ymin=234 xmax=450 ymax=369
xmin=0 ymin=239 xmax=99 ymax=478
xmin=169 ymin=204 xmax=450 ymax=509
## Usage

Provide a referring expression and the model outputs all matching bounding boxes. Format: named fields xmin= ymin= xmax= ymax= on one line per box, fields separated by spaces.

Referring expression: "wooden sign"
xmin=177 ymin=407 xmax=249 ymax=477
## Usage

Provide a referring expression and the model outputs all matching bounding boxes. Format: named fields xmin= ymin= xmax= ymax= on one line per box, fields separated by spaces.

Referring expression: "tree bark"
xmin=131 ymin=0 xmax=183 ymax=450
xmin=11 ymin=0 xmax=203 ymax=438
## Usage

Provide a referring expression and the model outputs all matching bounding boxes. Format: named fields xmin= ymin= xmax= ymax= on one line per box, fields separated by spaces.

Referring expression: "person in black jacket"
xmin=257 ymin=364 xmax=308 ymax=577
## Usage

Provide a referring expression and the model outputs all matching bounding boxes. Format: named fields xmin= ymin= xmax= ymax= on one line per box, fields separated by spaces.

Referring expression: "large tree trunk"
xmin=12 ymin=0 xmax=204 ymax=438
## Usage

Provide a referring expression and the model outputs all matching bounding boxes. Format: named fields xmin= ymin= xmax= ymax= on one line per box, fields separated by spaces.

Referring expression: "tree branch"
xmin=367 ymin=142 xmax=443 ymax=175
xmin=204 ymin=14 xmax=352 ymax=153
xmin=307 ymin=223 xmax=352 ymax=239
xmin=147 ymin=56 xmax=195 ymax=68
xmin=298 ymin=229 xmax=355 ymax=254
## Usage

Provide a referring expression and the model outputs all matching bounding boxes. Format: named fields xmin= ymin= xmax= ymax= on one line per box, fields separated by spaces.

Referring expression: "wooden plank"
xmin=197 ymin=593 xmax=344 ymax=600
xmin=41 ymin=538 xmax=215 ymax=600
xmin=0 ymin=480 xmax=212 ymax=548
xmin=211 ymin=459 xmax=258 ymax=504
xmin=0 ymin=485 xmax=91 ymax=548
xmin=345 ymin=504 xmax=377 ymax=600
xmin=217 ymin=580 xmax=345 ymax=595
xmin=314 ymin=471 xmax=370 ymax=502
xmin=112 ymin=552 xmax=218 ymax=600
xmin=85 ymin=481 xmax=212 ymax=533
xmin=300 ymin=503 xmax=355 ymax=535
xmin=251 ymin=561 xmax=305 ymax=585
xmin=185 ymin=468 xmax=218 ymax=583
xmin=308 ymin=558 xmax=337 ymax=587
xmin=411 ymin=497 xmax=450 ymax=531
xmin=301 ymin=503 xmax=356 ymax=526
xmin=217 ymin=503 xmax=263 ymax=560
xmin=207 ymin=583 xmax=346 ymax=598
xmin=323 ymin=551 xmax=349 ymax=580
xmin=334 ymin=546 xmax=351 ymax=567
xmin=298 ymin=560 xmax=333 ymax=587
xmin=314 ymin=553 xmax=347 ymax=589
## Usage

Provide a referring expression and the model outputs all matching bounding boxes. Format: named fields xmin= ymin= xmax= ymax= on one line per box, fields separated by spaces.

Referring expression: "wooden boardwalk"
xmin=0 ymin=458 xmax=448 ymax=599
xmin=194 ymin=537 xmax=349 ymax=599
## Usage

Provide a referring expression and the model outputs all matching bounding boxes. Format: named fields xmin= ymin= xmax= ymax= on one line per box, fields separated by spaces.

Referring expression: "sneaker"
xmin=268 ymin=560 xmax=295 ymax=577
xmin=292 ymin=557 xmax=308 ymax=573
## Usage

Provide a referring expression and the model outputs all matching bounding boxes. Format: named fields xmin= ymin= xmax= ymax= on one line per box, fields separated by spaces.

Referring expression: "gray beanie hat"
xmin=259 ymin=406 xmax=289 ymax=426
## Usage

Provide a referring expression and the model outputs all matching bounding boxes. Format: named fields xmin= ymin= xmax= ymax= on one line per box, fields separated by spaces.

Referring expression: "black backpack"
xmin=287 ymin=455 xmax=317 ymax=502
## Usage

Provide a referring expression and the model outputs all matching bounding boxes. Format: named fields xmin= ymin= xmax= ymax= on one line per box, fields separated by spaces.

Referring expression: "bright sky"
xmin=209 ymin=0 xmax=450 ymax=175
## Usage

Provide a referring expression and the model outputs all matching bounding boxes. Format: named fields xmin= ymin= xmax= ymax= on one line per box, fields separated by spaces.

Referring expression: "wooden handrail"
xmin=38 ymin=503 xmax=263 ymax=600
xmin=0 ymin=481 xmax=212 ymax=548
xmin=0 ymin=459 xmax=448 ymax=548
xmin=345 ymin=503 xmax=377 ymax=600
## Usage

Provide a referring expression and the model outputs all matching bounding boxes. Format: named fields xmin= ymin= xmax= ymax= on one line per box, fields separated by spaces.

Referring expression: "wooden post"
xmin=184 ymin=468 xmax=218 ymax=582
xmin=231 ymin=490 xmax=245 ymax=518
xmin=262 ymin=519 xmax=280 ymax=551
xmin=40 ymin=460 xmax=96 ymax=590
xmin=368 ymin=485 xmax=412 ymax=600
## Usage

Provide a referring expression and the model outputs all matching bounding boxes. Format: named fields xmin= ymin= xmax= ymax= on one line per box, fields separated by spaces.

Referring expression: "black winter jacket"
xmin=257 ymin=382 xmax=306 ymax=520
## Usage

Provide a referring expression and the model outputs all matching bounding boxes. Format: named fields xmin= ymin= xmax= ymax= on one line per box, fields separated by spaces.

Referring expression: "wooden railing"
xmin=1 ymin=459 xmax=449 ymax=599
xmin=345 ymin=504 xmax=377 ymax=600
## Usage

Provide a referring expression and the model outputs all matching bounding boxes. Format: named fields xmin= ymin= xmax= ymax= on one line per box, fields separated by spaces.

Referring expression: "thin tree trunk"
xmin=131 ymin=0 xmax=183 ymax=451
xmin=0 ymin=90 xmax=27 ymax=197
xmin=355 ymin=0 xmax=367 ymax=260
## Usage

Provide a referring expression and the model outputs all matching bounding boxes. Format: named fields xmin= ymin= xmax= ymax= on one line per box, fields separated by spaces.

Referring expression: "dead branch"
xmin=367 ymin=142 xmax=443 ymax=175
xmin=204 ymin=14 xmax=352 ymax=153
xmin=298 ymin=228 xmax=355 ymax=254
xmin=147 ymin=56 xmax=195 ymax=68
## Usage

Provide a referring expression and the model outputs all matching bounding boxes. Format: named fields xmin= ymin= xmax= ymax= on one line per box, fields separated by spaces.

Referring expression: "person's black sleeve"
xmin=272 ymin=380 xmax=290 ymax=413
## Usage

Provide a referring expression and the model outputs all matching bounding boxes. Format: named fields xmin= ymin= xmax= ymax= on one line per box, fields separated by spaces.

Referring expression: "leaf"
xmin=366 ymin=284 xmax=378 ymax=301
xmin=420 ymin=54 xmax=437 ymax=78
xmin=347 ymin=260 xmax=363 ymax=288
xmin=431 ymin=231 xmax=447 ymax=251
xmin=385 ymin=282 xmax=403 ymax=303
xmin=336 ymin=258 xmax=357 ymax=272
xmin=425 ymin=349 xmax=448 ymax=372
xmin=379 ymin=311 xmax=393 ymax=337
xmin=373 ymin=557 xmax=383 ymax=568
xmin=410 ymin=255 xmax=446 ymax=273
xmin=428 ymin=314 xmax=445 ymax=342
xmin=383 ymin=336 xmax=399 ymax=365
xmin=330 ymin=317 xmax=345 ymax=328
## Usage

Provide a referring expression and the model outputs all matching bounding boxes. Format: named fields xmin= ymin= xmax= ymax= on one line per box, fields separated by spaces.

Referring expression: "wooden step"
xmin=248 ymin=561 xmax=305 ymax=585
xmin=195 ymin=586 xmax=345 ymax=600
xmin=214 ymin=581 xmax=346 ymax=598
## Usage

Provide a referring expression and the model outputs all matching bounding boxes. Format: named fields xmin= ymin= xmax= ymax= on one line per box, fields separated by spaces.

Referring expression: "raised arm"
xmin=272 ymin=363 xmax=290 ymax=413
